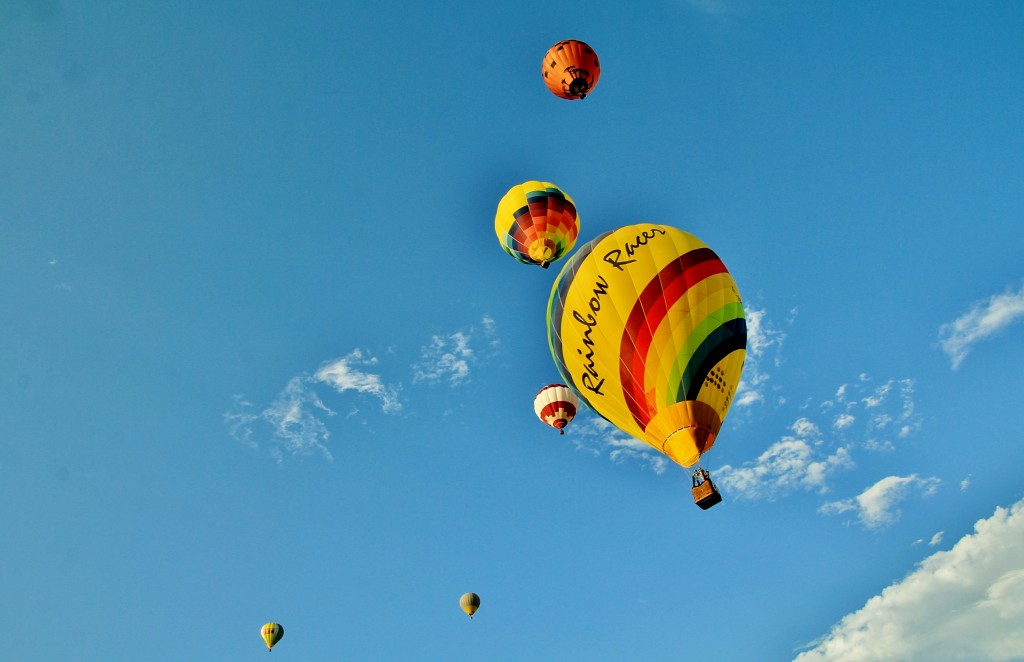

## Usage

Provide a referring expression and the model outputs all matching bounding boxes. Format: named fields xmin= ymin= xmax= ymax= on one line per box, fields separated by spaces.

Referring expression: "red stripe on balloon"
xmin=540 ymin=401 xmax=577 ymax=419
xmin=618 ymin=248 xmax=727 ymax=429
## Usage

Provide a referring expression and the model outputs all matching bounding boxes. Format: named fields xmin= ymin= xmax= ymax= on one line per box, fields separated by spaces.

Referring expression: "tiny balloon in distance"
xmin=460 ymin=592 xmax=481 ymax=619
xmin=534 ymin=384 xmax=579 ymax=435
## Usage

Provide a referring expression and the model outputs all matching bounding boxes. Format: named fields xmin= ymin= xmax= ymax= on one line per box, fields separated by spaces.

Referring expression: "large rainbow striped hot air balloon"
xmin=547 ymin=224 xmax=746 ymax=500
xmin=495 ymin=181 xmax=580 ymax=268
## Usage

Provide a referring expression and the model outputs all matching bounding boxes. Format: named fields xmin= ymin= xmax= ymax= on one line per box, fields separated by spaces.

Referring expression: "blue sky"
xmin=2 ymin=1 xmax=1023 ymax=660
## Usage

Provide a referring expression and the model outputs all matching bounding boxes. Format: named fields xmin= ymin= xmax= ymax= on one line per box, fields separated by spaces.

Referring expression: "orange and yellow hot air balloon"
xmin=547 ymin=224 xmax=746 ymax=505
xmin=261 ymin=622 xmax=284 ymax=651
xmin=495 ymin=181 xmax=580 ymax=268
xmin=534 ymin=384 xmax=579 ymax=435
xmin=542 ymin=40 xmax=601 ymax=100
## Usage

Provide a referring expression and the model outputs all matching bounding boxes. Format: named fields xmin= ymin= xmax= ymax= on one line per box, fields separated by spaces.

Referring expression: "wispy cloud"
xmin=734 ymin=305 xmax=790 ymax=408
xmin=412 ymin=315 xmax=499 ymax=387
xmin=315 ymin=349 xmax=401 ymax=413
xmin=225 ymin=349 xmax=400 ymax=463
xmin=226 ymin=316 xmax=498 ymax=462
xmin=796 ymin=498 xmax=1024 ymax=660
xmin=818 ymin=474 xmax=941 ymax=529
xmin=569 ymin=415 xmax=669 ymax=475
xmin=939 ymin=281 xmax=1024 ymax=369
xmin=716 ymin=418 xmax=854 ymax=499
xmin=225 ymin=379 xmax=336 ymax=464
xmin=721 ymin=374 xmax=924 ymax=504
xmin=913 ymin=531 xmax=945 ymax=547
xmin=822 ymin=376 xmax=921 ymax=451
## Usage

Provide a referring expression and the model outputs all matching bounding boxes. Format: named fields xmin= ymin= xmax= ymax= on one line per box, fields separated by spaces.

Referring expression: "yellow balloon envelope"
xmin=261 ymin=622 xmax=284 ymax=651
xmin=495 ymin=181 xmax=580 ymax=268
xmin=459 ymin=592 xmax=480 ymax=618
xmin=547 ymin=224 xmax=746 ymax=467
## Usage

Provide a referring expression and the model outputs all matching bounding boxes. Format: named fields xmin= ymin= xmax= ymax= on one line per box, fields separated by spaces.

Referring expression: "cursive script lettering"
xmin=603 ymin=227 xmax=667 ymax=271
xmin=569 ymin=228 xmax=668 ymax=396
xmin=571 ymin=276 xmax=610 ymax=395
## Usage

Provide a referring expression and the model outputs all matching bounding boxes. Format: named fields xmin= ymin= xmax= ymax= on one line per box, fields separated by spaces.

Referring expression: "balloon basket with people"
xmin=691 ymin=467 xmax=722 ymax=510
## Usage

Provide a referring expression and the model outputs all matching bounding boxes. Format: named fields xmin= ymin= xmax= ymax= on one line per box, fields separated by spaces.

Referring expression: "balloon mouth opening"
xmin=661 ymin=426 xmax=715 ymax=467
xmin=530 ymin=239 xmax=558 ymax=265
xmin=554 ymin=420 xmax=566 ymax=428
xmin=568 ymin=78 xmax=590 ymax=97
xmin=643 ymin=401 xmax=722 ymax=467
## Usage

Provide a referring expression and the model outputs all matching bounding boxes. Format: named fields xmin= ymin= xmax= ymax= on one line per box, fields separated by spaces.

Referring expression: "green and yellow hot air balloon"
xmin=261 ymin=622 xmax=284 ymax=652
xmin=547 ymin=224 xmax=746 ymax=506
xmin=495 ymin=181 xmax=580 ymax=268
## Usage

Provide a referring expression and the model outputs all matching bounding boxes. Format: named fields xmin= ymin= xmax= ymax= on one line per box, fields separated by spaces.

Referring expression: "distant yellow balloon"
xmin=459 ymin=592 xmax=480 ymax=618
xmin=261 ymin=622 xmax=284 ymax=651
xmin=547 ymin=224 xmax=746 ymax=468
xmin=495 ymin=181 xmax=580 ymax=268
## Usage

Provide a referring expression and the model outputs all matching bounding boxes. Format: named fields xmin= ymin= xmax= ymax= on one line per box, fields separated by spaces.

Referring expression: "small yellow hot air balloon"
xmin=547 ymin=224 xmax=746 ymax=508
xmin=495 ymin=181 xmax=580 ymax=268
xmin=459 ymin=592 xmax=480 ymax=619
xmin=261 ymin=622 xmax=284 ymax=652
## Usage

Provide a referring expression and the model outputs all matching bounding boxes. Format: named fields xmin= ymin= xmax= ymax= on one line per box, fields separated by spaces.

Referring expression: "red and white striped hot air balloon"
xmin=534 ymin=384 xmax=580 ymax=435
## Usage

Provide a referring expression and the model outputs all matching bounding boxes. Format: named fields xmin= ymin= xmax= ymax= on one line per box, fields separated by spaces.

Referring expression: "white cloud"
xmin=716 ymin=424 xmax=854 ymax=500
xmin=819 ymin=475 xmax=941 ymax=529
xmin=863 ymin=438 xmax=895 ymax=453
xmin=480 ymin=314 xmax=499 ymax=348
xmin=862 ymin=381 xmax=892 ymax=408
xmin=961 ymin=475 xmax=972 ymax=492
xmin=224 ymin=378 xmax=335 ymax=464
xmin=734 ymin=305 xmax=788 ymax=408
xmin=833 ymin=414 xmax=855 ymax=430
xmin=791 ymin=417 xmax=820 ymax=438
xmin=796 ymin=498 xmax=1024 ymax=661
xmin=225 ymin=317 xmax=497 ymax=462
xmin=829 ymin=377 xmax=921 ymax=452
xmin=315 ymin=349 xmax=401 ymax=413
xmin=723 ymin=373 xmax=925 ymax=505
xmin=939 ymin=281 xmax=1024 ymax=369
xmin=929 ymin=531 xmax=944 ymax=547
xmin=412 ymin=316 xmax=498 ymax=387
xmin=225 ymin=349 xmax=401 ymax=463
xmin=414 ymin=332 xmax=472 ymax=385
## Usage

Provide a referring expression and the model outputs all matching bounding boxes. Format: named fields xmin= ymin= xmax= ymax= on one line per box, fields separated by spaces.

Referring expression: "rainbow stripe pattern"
xmin=495 ymin=181 xmax=580 ymax=268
